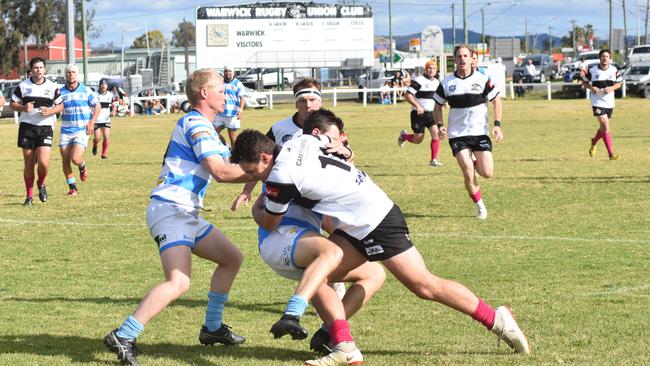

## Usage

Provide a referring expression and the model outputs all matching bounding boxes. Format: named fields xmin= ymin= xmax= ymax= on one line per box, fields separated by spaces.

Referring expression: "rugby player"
xmin=92 ymin=78 xmax=114 ymax=159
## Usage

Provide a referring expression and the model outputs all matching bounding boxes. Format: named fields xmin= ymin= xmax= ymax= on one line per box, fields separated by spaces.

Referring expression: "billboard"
xmin=196 ymin=2 xmax=374 ymax=69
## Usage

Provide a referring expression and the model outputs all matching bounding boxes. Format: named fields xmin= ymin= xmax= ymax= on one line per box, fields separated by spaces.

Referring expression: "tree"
xmin=561 ymin=24 xmax=595 ymax=49
xmin=132 ymin=30 xmax=166 ymax=49
xmin=51 ymin=0 xmax=100 ymax=41
xmin=171 ymin=19 xmax=195 ymax=48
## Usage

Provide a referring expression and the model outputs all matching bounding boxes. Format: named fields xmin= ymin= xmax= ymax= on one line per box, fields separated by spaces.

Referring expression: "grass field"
xmin=1 ymin=98 xmax=649 ymax=365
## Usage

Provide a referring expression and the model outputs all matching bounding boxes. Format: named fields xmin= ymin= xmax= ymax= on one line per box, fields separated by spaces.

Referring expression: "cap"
xmin=99 ymin=78 xmax=109 ymax=85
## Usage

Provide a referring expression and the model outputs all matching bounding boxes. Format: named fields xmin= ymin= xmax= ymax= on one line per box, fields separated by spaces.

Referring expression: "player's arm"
xmin=201 ymin=154 xmax=252 ymax=183
xmin=433 ymin=103 xmax=446 ymax=139
xmin=87 ymin=99 xmax=101 ymax=134
xmin=491 ymin=96 xmax=503 ymax=142
xmin=231 ymin=180 xmax=257 ymax=211
xmin=251 ymin=193 xmax=283 ymax=231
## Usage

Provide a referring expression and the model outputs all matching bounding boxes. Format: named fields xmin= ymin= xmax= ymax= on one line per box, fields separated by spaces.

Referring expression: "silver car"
xmin=130 ymin=86 xmax=191 ymax=115
xmin=623 ymin=62 xmax=650 ymax=98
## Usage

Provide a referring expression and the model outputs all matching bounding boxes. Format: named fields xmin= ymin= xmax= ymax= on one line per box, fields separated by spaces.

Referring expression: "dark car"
xmin=512 ymin=54 xmax=555 ymax=83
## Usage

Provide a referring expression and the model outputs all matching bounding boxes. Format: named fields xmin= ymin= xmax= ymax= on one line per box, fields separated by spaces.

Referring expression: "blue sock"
xmin=284 ymin=294 xmax=308 ymax=318
xmin=204 ymin=291 xmax=228 ymax=332
xmin=116 ymin=315 xmax=144 ymax=340
xmin=66 ymin=177 xmax=76 ymax=185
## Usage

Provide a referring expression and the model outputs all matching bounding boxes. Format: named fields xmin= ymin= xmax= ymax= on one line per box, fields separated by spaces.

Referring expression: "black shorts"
xmin=410 ymin=110 xmax=436 ymax=133
xmin=17 ymin=123 xmax=53 ymax=149
xmin=334 ymin=204 xmax=413 ymax=262
xmin=94 ymin=122 xmax=111 ymax=130
xmin=592 ymin=107 xmax=613 ymax=118
xmin=449 ymin=135 xmax=492 ymax=156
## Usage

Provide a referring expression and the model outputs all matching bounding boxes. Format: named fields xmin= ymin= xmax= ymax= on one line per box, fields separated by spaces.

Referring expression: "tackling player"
xmin=103 ymin=69 xmax=252 ymax=366
xmin=581 ymin=49 xmax=622 ymax=160
xmin=92 ymin=78 xmax=114 ymax=159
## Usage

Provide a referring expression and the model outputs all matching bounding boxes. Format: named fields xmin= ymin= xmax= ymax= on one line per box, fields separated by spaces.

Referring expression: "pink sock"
xmin=404 ymin=133 xmax=415 ymax=142
xmin=102 ymin=139 xmax=110 ymax=157
xmin=431 ymin=139 xmax=440 ymax=160
xmin=603 ymin=132 xmax=614 ymax=156
xmin=37 ymin=172 xmax=47 ymax=188
xmin=471 ymin=298 xmax=496 ymax=330
xmin=24 ymin=176 xmax=34 ymax=198
xmin=329 ymin=319 xmax=354 ymax=345
xmin=592 ymin=130 xmax=603 ymax=145
xmin=469 ymin=190 xmax=482 ymax=203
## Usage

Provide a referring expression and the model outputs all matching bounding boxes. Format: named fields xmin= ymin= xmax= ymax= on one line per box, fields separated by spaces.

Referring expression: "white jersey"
xmin=434 ymin=71 xmax=499 ymax=139
xmin=585 ymin=64 xmax=622 ymax=109
xmin=266 ymin=113 xmax=303 ymax=145
xmin=96 ymin=91 xmax=114 ymax=124
xmin=12 ymin=78 xmax=62 ymax=126
xmin=265 ymin=134 xmax=394 ymax=239
xmin=406 ymin=75 xmax=440 ymax=111
xmin=150 ymin=110 xmax=231 ymax=211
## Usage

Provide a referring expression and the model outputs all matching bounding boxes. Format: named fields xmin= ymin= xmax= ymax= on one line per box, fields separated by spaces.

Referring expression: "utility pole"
xmin=463 ymin=0 xmax=468 ymax=44
xmin=623 ymin=0 xmax=628 ymax=59
xmin=571 ymin=19 xmax=577 ymax=55
xmin=82 ymin=0 xmax=88 ymax=84
xmin=389 ymin=0 xmax=393 ymax=66
xmin=481 ymin=7 xmax=485 ymax=47
xmin=525 ymin=18 xmax=528 ymax=55
xmin=645 ymin=0 xmax=649 ymax=43
xmin=548 ymin=26 xmax=552 ymax=53
xmin=451 ymin=3 xmax=456 ymax=46
xmin=66 ymin=0 xmax=75 ymax=64
xmin=609 ymin=0 xmax=613 ymax=48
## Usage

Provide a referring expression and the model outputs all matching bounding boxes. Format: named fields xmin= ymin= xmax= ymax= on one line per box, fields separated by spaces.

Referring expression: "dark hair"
xmin=453 ymin=44 xmax=475 ymax=57
xmin=599 ymin=49 xmax=611 ymax=58
xmin=302 ymin=109 xmax=344 ymax=135
xmin=231 ymin=129 xmax=276 ymax=164
xmin=29 ymin=57 xmax=46 ymax=69
xmin=292 ymin=77 xmax=321 ymax=94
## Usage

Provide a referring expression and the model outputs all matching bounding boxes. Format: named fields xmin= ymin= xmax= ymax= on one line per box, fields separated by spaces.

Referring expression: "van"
xmin=627 ymin=44 xmax=650 ymax=66
xmin=237 ymin=68 xmax=295 ymax=89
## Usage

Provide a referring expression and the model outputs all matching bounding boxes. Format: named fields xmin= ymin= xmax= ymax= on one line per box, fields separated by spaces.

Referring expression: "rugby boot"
xmin=38 ymin=186 xmax=47 ymax=202
xmin=491 ymin=306 xmax=531 ymax=354
xmin=104 ymin=329 xmax=140 ymax=366
xmin=270 ymin=314 xmax=308 ymax=340
xmin=397 ymin=129 xmax=407 ymax=147
xmin=23 ymin=197 xmax=33 ymax=206
xmin=429 ymin=159 xmax=443 ymax=167
xmin=199 ymin=324 xmax=245 ymax=346
xmin=609 ymin=154 xmax=620 ymax=161
xmin=79 ymin=164 xmax=89 ymax=182
xmin=589 ymin=143 xmax=596 ymax=157
xmin=92 ymin=144 xmax=98 ymax=156
xmin=477 ymin=206 xmax=488 ymax=220
xmin=304 ymin=341 xmax=363 ymax=366
xmin=310 ymin=328 xmax=333 ymax=355
xmin=68 ymin=188 xmax=78 ymax=196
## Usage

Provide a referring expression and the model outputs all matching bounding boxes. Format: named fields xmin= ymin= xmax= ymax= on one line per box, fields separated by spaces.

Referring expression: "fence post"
xmin=130 ymin=97 xmax=135 ymax=116
xmin=622 ymin=80 xmax=626 ymax=98
xmin=269 ymin=90 xmax=273 ymax=110
xmin=509 ymin=81 xmax=514 ymax=100
xmin=547 ymin=81 xmax=551 ymax=100
xmin=363 ymin=89 xmax=367 ymax=107
xmin=333 ymin=88 xmax=337 ymax=107
xmin=586 ymin=89 xmax=590 ymax=99
xmin=14 ymin=111 xmax=19 ymax=124
xmin=392 ymin=88 xmax=397 ymax=105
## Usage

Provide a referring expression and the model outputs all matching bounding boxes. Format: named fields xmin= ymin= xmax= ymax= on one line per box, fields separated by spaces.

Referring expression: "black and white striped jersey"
xmin=12 ymin=78 xmax=62 ymax=126
xmin=96 ymin=91 xmax=114 ymax=124
xmin=406 ymin=75 xmax=440 ymax=111
xmin=434 ymin=71 xmax=499 ymax=139
xmin=266 ymin=113 xmax=303 ymax=145
xmin=264 ymin=134 xmax=393 ymax=240
xmin=585 ymin=64 xmax=622 ymax=109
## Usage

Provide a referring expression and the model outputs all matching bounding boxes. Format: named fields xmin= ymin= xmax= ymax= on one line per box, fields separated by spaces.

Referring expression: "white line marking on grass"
xmin=0 ymin=218 xmax=140 ymax=227
xmin=587 ymin=284 xmax=650 ymax=297
xmin=412 ymin=232 xmax=650 ymax=244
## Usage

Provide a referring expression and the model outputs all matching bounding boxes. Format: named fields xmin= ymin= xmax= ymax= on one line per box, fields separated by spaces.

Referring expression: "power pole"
xmin=525 ymin=18 xmax=528 ymax=55
xmin=481 ymin=7 xmax=485 ymax=47
xmin=571 ymin=19 xmax=577 ymax=55
xmin=82 ymin=0 xmax=88 ymax=84
xmin=623 ymin=0 xmax=628 ymax=59
xmin=463 ymin=0 xmax=468 ymax=44
xmin=646 ymin=0 xmax=649 ymax=43
xmin=451 ymin=3 xmax=456 ymax=46
xmin=609 ymin=0 xmax=613 ymax=48
xmin=549 ymin=26 xmax=552 ymax=53
xmin=66 ymin=0 xmax=75 ymax=64
xmin=389 ymin=0 xmax=393 ymax=66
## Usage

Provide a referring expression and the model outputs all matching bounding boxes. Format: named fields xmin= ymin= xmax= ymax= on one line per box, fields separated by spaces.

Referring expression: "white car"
xmin=130 ymin=86 xmax=191 ymax=115
xmin=243 ymin=87 xmax=268 ymax=109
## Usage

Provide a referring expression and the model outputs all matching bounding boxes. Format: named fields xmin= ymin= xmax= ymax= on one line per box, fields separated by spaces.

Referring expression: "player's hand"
xmin=39 ymin=106 xmax=49 ymax=116
xmin=230 ymin=192 xmax=251 ymax=211
xmin=86 ymin=123 xmax=94 ymax=135
xmin=416 ymin=105 xmax=424 ymax=115
xmin=492 ymin=126 xmax=503 ymax=142
xmin=324 ymin=139 xmax=351 ymax=160
xmin=604 ymin=87 xmax=613 ymax=94
xmin=439 ymin=127 xmax=447 ymax=140
xmin=591 ymin=86 xmax=600 ymax=94
xmin=25 ymin=102 xmax=34 ymax=112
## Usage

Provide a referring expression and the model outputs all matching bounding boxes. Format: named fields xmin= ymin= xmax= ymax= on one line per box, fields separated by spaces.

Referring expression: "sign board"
xmin=195 ymin=2 xmax=374 ymax=69
xmin=421 ymin=25 xmax=444 ymax=56
xmin=611 ymin=29 xmax=624 ymax=51
xmin=489 ymin=38 xmax=521 ymax=59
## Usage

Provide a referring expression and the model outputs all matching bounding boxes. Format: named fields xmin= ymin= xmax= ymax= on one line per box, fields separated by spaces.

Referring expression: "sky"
xmin=89 ymin=0 xmax=649 ymax=48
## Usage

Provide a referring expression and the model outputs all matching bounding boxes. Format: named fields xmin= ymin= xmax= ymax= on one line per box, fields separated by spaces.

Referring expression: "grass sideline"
xmin=1 ymin=99 xmax=649 ymax=365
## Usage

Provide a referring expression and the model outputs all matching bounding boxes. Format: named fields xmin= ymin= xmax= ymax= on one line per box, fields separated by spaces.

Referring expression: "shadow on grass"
xmin=500 ymin=175 xmax=650 ymax=184
xmin=0 ymin=334 xmax=317 ymax=364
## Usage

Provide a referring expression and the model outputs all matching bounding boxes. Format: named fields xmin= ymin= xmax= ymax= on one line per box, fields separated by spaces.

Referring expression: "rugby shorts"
xmin=213 ymin=115 xmax=241 ymax=130
xmin=17 ymin=122 xmax=53 ymax=149
xmin=334 ymin=204 xmax=413 ymax=262
xmin=94 ymin=122 xmax=111 ymax=130
xmin=592 ymin=106 xmax=613 ymax=119
xmin=146 ymin=199 xmax=213 ymax=254
xmin=410 ymin=110 xmax=435 ymax=133
xmin=59 ymin=130 xmax=89 ymax=148
xmin=259 ymin=224 xmax=319 ymax=281
xmin=449 ymin=135 xmax=493 ymax=156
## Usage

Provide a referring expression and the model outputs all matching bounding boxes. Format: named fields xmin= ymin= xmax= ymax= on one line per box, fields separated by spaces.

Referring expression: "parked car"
xmin=130 ymin=86 xmax=190 ymax=115
xmin=561 ymin=62 xmax=623 ymax=98
xmin=512 ymin=54 xmax=555 ymax=83
xmin=623 ymin=62 xmax=650 ymax=98
xmin=356 ymin=67 xmax=407 ymax=101
xmin=626 ymin=44 xmax=650 ymax=66
xmin=237 ymin=68 xmax=295 ymax=89
xmin=243 ymin=87 xmax=268 ymax=109
xmin=1 ymin=86 xmax=17 ymax=118
xmin=568 ymin=50 xmax=601 ymax=74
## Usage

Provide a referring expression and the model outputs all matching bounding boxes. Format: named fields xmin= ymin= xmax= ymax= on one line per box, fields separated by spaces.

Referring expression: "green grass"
xmin=1 ymin=98 xmax=649 ymax=365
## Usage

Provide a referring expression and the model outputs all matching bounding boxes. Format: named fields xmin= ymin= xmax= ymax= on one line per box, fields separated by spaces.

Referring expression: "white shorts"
xmin=259 ymin=225 xmax=318 ymax=281
xmin=213 ymin=115 xmax=241 ymax=130
xmin=59 ymin=130 xmax=89 ymax=148
xmin=146 ymin=199 xmax=213 ymax=254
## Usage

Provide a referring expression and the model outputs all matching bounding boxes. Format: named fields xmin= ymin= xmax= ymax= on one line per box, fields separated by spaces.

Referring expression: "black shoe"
xmin=38 ymin=186 xmax=47 ymax=202
xmin=101 ymin=155 xmax=108 ymax=159
xmin=104 ymin=329 xmax=140 ymax=365
xmin=23 ymin=197 xmax=33 ymax=206
xmin=310 ymin=328 xmax=333 ymax=355
xmin=199 ymin=324 xmax=246 ymax=346
xmin=92 ymin=145 xmax=97 ymax=155
xmin=270 ymin=314 xmax=308 ymax=340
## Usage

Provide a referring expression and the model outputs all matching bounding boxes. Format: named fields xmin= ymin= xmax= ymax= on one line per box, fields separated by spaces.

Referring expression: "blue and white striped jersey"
xmin=150 ymin=110 xmax=231 ymax=211
xmin=59 ymin=83 xmax=97 ymax=134
xmin=217 ymin=79 xmax=245 ymax=118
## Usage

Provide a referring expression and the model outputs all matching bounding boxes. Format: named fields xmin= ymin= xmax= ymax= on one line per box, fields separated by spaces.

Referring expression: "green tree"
xmin=132 ymin=30 xmax=166 ymax=49
xmin=561 ymin=24 xmax=595 ymax=49
xmin=52 ymin=0 xmax=100 ymax=41
xmin=171 ymin=19 xmax=195 ymax=48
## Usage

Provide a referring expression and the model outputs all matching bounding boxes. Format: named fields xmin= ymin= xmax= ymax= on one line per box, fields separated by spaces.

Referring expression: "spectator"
xmin=392 ymin=70 xmax=405 ymax=99
xmin=151 ymin=99 xmax=166 ymax=115
xmin=379 ymin=81 xmax=392 ymax=104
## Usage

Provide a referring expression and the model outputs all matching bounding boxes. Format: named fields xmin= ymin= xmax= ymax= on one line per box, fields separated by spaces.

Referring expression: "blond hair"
xmin=185 ymin=68 xmax=222 ymax=105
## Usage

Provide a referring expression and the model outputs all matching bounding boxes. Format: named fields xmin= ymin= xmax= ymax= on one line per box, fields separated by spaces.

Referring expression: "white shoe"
xmin=329 ymin=282 xmax=347 ymax=300
xmin=304 ymin=341 xmax=363 ymax=366
xmin=429 ymin=159 xmax=443 ymax=167
xmin=491 ymin=306 xmax=531 ymax=354
xmin=477 ymin=206 xmax=488 ymax=220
